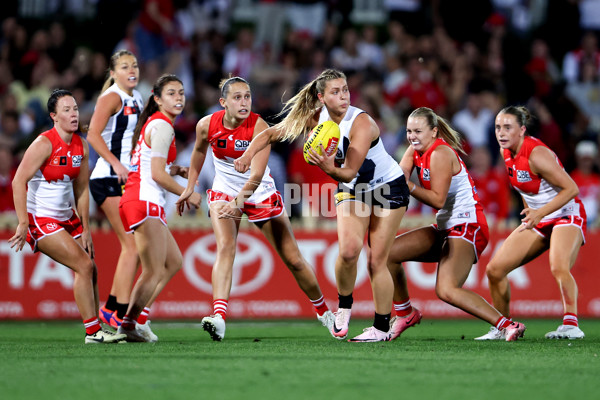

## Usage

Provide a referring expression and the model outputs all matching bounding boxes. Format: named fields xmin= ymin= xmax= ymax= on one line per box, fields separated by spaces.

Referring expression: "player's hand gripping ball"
xmin=303 ymin=120 xmax=340 ymax=164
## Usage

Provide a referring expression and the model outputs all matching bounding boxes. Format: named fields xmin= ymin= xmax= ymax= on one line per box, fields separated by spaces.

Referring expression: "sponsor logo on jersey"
xmin=235 ymin=139 xmax=250 ymax=151
xmin=217 ymin=139 xmax=227 ymax=149
xmin=422 ymin=168 xmax=431 ymax=181
xmin=50 ymin=156 xmax=68 ymax=166
xmin=516 ymin=170 xmax=532 ymax=183
xmin=124 ymin=100 xmax=141 ymax=116
xmin=71 ymin=155 xmax=82 ymax=167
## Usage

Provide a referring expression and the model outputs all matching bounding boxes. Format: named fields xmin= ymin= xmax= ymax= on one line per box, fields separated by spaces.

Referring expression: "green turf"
xmin=1 ymin=319 xmax=598 ymax=400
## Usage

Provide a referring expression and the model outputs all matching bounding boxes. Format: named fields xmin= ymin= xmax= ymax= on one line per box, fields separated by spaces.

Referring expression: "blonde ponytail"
xmin=275 ymin=69 xmax=347 ymax=142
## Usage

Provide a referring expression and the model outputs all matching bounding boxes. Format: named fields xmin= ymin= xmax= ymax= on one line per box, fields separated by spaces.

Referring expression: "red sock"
xmin=563 ymin=312 xmax=578 ymax=327
xmin=310 ymin=295 xmax=330 ymax=316
xmin=393 ymin=300 xmax=413 ymax=317
xmin=121 ymin=315 xmax=136 ymax=330
xmin=83 ymin=317 xmax=101 ymax=335
xmin=495 ymin=316 xmax=511 ymax=330
xmin=213 ymin=299 xmax=228 ymax=320
xmin=137 ymin=307 xmax=150 ymax=325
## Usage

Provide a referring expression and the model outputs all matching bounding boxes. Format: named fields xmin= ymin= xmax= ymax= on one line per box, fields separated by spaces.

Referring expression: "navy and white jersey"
xmin=90 ymin=83 xmax=143 ymax=180
xmin=318 ymin=105 xmax=403 ymax=192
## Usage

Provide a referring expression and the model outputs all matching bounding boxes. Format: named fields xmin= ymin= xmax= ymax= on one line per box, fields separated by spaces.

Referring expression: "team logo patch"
xmin=46 ymin=222 xmax=58 ymax=231
xmin=516 ymin=170 xmax=532 ymax=183
xmin=234 ymin=139 xmax=249 ymax=151
xmin=422 ymin=168 xmax=431 ymax=181
xmin=71 ymin=155 xmax=82 ymax=167
xmin=217 ymin=139 xmax=227 ymax=149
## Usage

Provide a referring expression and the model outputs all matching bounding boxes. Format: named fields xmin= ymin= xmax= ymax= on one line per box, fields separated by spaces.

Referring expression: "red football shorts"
xmin=26 ymin=212 xmax=83 ymax=252
xmin=119 ymin=200 xmax=167 ymax=233
xmin=435 ymin=222 xmax=490 ymax=262
xmin=533 ymin=215 xmax=586 ymax=244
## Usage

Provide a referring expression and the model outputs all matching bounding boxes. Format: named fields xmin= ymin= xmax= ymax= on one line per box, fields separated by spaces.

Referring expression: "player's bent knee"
xmin=74 ymin=257 xmax=95 ymax=278
xmin=485 ymin=263 xmax=506 ymax=283
xmin=338 ymin=245 xmax=362 ymax=265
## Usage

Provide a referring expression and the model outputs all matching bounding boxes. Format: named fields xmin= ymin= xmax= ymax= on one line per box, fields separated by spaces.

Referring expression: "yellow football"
xmin=303 ymin=120 xmax=341 ymax=164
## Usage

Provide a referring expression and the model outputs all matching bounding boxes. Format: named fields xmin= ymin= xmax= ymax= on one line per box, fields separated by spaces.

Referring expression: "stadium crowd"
xmin=1 ymin=0 xmax=599 ymax=229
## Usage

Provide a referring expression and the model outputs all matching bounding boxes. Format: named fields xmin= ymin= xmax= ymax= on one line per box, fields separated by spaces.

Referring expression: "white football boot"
xmin=117 ymin=325 xmax=148 ymax=342
xmin=332 ymin=308 xmax=351 ymax=340
xmin=85 ymin=328 xmax=127 ymax=344
xmin=317 ymin=310 xmax=336 ymax=338
xmin=348 ymin=326 xmax=391 ymax=342
xmin=474 ymin=326 xmax=505 ymax=341
xmin=545 ymin=325 xmax=585 ymax=339
xmin=136 ymin=320 xmax=159 ymax=342
xmin=202 ymin=314 xmax=226 ymax=341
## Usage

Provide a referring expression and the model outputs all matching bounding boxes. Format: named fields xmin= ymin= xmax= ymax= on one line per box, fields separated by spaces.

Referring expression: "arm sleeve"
xmin=149 ymin=120 xmax=174 ymax=158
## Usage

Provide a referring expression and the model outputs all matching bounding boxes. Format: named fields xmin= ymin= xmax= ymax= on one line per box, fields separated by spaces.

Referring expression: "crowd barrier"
xmin=1 ymin=228 xmax=598 ymax=319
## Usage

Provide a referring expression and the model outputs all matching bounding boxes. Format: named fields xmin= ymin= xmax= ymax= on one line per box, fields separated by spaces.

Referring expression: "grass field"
xmin=1 ymin=319 xmax=598 ymax=400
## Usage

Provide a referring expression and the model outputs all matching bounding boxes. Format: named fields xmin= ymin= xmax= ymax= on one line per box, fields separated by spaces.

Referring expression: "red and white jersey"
xmin=26 ymin=127 xmax=84 ymax=220
xmin=503 ymin=136 xmax=585 ymax=221
xmin=414 ymin=138 xmax=485 ymax=229
xmin=122 ymin=111 xmax=176 ymax=207
xmin=208 ymin=110 xmax=276 ymax=203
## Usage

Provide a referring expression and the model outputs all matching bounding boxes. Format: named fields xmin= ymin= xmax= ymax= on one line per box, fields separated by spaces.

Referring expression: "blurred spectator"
xmin=386 ymin=54 xmax=448 ymax=116
xmin=254 ymin=0 xmax=287 ymax=63
xmin=452 ymin=89 xmax=495 ymax=150
xmin=135 ymin=0 xmax=175 ymax=63
xmin=578 ymin=0 xmax=600 ymax=35
xmin=490 ymin=0 xmax=547 ymax=37
xmin=570 ymin=140 xmax=600 ymax=227
xmin=137 ymin=60 xmax=162 ymax=102
xmin=331 ymin=28 xmax=370 ymax=73
xmin=524 ymin=38 xmax=561 ymax=99
xmin=562 ymin=31 xmax=600 ymax=84
xmin=384 ymin=20 xmax=411 ymax=59
xmin=357 ymin=25 xmax=386 ymax=72
xmin=285 ymin=0 xmax=327 ymax=38
xmin=112 ymin=20 xmax=140 ymax=57
xmin=565 ymin=57 xmax=600 ymax=137
xmin=468 ymin=145 xmax=510 ymax=226
xmin=528 ymin=98 xmax=568 ymax=165
xmin=0 ymin=91 xmax=35 ymax=136
xmin=222 ymin=28 xmax=260 ymax=79
xmin=174 ymin=100 xmax=200 ymax=143
xmin=382 ymin=54 xmax=407 ymax=99
xmin=47 ymin=22 xmax=74 ymax=73
xmin=0 ymin=110 xmax=24 ymax=150
xmin=0 ymin=145 xmax=16 ymax=213
xmin=384 ymin=0 xmax=430 ymax=36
